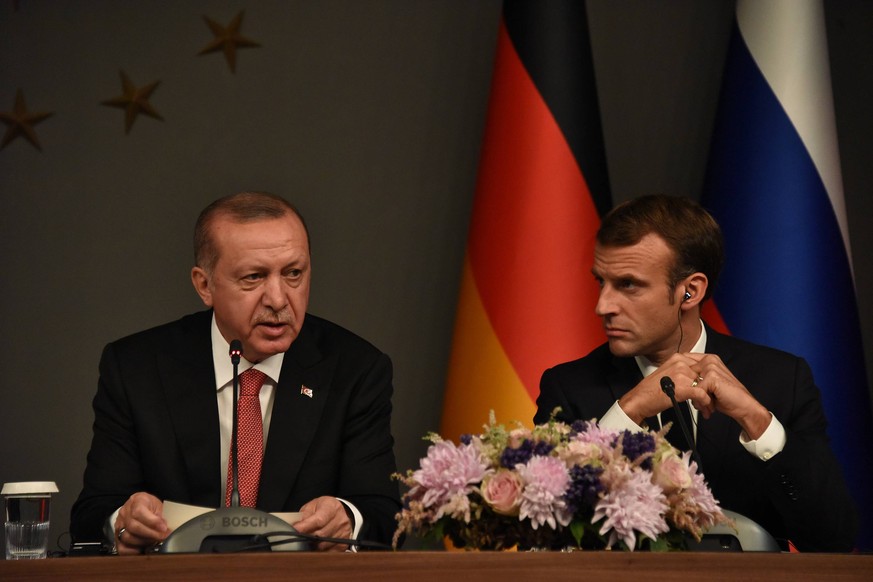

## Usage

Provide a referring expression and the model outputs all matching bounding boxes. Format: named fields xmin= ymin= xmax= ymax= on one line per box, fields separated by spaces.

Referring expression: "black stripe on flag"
xmin=503 ymin=0 xmax=611 ymax=218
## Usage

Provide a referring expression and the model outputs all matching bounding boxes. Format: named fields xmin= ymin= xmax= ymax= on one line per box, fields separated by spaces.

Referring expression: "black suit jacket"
xmin=535 ymin=327 xmax=858 ymax=552
xmin=71 ymin=310 xmax=400 ymax=545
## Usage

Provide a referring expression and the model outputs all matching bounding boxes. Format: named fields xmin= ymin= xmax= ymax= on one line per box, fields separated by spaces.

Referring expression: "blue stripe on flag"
xmin=703 ymin=21 xmax=873 ymax=549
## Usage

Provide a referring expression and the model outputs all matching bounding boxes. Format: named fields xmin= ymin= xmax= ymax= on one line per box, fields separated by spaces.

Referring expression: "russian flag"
xmin=701 ymin=0 xmax=873 ymax=549
xmin=440 ymin=0 xmax=611 ymax=440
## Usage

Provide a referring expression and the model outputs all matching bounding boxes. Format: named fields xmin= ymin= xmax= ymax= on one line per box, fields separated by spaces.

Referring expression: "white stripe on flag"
xmin=737 ymin=0 xmax=851 ymax=267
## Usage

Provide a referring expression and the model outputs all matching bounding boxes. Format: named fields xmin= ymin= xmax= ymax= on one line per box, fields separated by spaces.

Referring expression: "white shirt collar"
xmin=210 ymin=314 xmax=284 ymax=389
xmin=635 ymin=319 xmax=707 ymax=378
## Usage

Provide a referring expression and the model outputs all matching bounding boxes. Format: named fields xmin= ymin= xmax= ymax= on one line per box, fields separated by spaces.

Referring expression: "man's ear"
xmin=191 ymin=266 xmax=213 ymax=307
xmin=681 ymin=272 xmax=709 ymax=309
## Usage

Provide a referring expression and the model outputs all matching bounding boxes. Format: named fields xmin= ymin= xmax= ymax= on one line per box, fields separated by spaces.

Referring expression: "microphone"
xmin=229 ymin=340 xmax=242 ymax=365
xmin=659 ymin=376 xmax=704 ymax=472
xmin=160 ymin=339 xmax=308 ymax=553
xmin=228 ymin=340 xmax=243 ymax=507
xmin=159 ymin=509 xmax=309 ymax=553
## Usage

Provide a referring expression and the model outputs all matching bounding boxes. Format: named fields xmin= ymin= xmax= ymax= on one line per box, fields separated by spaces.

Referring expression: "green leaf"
xmin=569 ymin=520 xmax=586 ymax=546
xmin=647 ymin=535 xmax=670 ymax=552
xmin=431 ymin=520 xmax=445 ymax=541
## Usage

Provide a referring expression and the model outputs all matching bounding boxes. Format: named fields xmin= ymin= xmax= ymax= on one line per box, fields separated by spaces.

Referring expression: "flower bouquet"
xmin=393 ymin=413 xmax=730 ymax=551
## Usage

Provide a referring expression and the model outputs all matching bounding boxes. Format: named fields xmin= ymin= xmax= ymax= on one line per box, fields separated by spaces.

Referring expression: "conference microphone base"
xmin=159 ymin=506 xmax=311 ymax=553
xmin=688 ymin=509 xmax=780 ymax=552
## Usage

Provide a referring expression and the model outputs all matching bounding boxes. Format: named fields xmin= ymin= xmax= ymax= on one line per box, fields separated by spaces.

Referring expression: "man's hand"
xmin=293 ymin=496 xmax=353 ymax=551
xmin=618 ymin=352 xmax=771 ymax=440
xmin=617 ymin=353 xmax=715 ymax=425
xmin=686 ymin=353 xmax=771 ymax=439
xmin=115 ymin=492 xmax=169 ymax=555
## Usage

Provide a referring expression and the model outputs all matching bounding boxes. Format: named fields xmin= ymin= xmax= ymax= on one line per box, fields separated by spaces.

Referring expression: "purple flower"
xmin=592 ymin=468 xmax=669 ymax=549
xmin=412 ymin=440 xmax=491 ymax=518
xmin=517 ymin=455 xmax=573 ymax=530
xmin=565 ymin=465 xmax=604 ymax=513
xmin=619 ymin=430 xmax=656 ymax=470
xmin=500 ymin=439 xmax=534 ymax=467
xmin=570 ymin=419 xmax=590 ymax=435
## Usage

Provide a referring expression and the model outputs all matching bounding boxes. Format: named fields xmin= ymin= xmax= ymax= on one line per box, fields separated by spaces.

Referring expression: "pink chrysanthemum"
xmin=517 ymin=455 xmax=572 ymax=530
xmin=592 ymin=468 xmax=669 ymax=549
xmin=411 ymin=441 xmax=491 ymax=516
xmin=663 ymin=455 xmax=726 ymax=538
xmin=680 ymin=454 xmax=725 ymax=531
xmin=573 ymin=421 xmax=621 ymax=449
xmin=685 ymin=457 xmax=721 ymax=515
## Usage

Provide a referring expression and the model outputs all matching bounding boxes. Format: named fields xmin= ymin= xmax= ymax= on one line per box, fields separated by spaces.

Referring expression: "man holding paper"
xmin=71 ymin=191 xmax=400 ymax=553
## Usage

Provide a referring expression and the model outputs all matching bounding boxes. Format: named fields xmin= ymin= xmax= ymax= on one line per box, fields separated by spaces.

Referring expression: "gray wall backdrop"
xmin=1 ymin=0 xmax=871 ymax=549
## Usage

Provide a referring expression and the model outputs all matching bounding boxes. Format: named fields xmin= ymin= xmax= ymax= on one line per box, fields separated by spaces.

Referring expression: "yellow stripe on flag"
xmin=440 ymin=256 xmax=536 ymax=441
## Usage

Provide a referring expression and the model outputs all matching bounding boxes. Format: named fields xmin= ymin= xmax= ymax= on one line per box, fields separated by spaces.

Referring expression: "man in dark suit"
xmin=535 ymin=195 xmax=857 ymax=552
xmin=71 ymin=192 xmax=400 ymax=553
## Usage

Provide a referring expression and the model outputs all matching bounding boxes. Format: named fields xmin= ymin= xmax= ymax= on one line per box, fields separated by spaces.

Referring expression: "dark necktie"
xmin=225 ymin=368 xmax=268 ymax=507
xmin=660 ymin=400 xmax=694 ymax=453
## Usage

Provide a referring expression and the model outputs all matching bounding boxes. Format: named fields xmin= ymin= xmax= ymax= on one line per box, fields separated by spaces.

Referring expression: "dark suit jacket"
xmin=71 ymin=310 xmax=400 ymax=545
xmin=534 ymin=327 xmax=858 ymax=552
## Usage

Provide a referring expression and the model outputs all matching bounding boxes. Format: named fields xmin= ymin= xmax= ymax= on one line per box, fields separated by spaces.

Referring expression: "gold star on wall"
xmin=101 ymin=70 xmax=164 ymax=134
xmin=198 ymin=10 xmax=260 ymax=73
xmin=0 ymin=89 xmax=54 ymax=152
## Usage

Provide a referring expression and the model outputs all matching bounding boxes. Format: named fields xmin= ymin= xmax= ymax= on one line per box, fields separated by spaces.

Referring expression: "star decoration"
xmin=101 ymin=70 xmax=164 ymax=134
xmin=0 ymin=89 xmax=54 ymax=152
xmin=198 ymin=10 xmax=260 ymax=73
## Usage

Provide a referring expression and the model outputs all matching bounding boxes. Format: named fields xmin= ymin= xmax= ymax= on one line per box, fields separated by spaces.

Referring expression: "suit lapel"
xmin=605 ymin=355 xmax=658 ymax=428
xmin=159 ymin=312 xmax=221 ymax=506
xmin=606 ymin=355 xmax=643 ymax=401
xmin=258 ymin=321 xmax=334 ymax=510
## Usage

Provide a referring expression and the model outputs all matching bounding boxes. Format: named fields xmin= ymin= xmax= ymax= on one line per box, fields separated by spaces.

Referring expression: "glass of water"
xmin=3 ymin=481 xmax=58 ymax=560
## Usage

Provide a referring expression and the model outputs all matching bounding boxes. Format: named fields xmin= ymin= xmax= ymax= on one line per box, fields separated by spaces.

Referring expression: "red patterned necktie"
xmin=225 ymin=368 xmax=268 ymax=507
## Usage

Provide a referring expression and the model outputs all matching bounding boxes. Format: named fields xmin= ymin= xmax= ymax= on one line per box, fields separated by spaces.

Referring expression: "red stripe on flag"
xmin=701 ymin=300 xmax=731 ymax=336
xmin=467 ymin=20 xmax=604 ymax=402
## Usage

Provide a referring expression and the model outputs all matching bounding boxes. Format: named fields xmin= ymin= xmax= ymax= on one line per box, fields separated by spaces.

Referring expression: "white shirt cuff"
xmin=739 ymin=412 xmax=786 ymax=461
xmin=336 ymin=497 xmax=363 ymax=552
xmin=102 ymin=507 xmax=121 ymax=553
xmin=599 ymin=400 xmax=647 ymax=433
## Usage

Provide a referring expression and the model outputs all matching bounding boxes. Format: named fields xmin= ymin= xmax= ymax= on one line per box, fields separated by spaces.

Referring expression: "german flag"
xmin=440 ymin=0 xmax=611 ymax=440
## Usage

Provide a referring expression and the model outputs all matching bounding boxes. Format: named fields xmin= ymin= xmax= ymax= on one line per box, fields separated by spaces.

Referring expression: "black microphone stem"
xmin=229 ymin=340 xmax=243 ymax=508
xmin=660 ymin=376 xmax=704 ymax=473
xmin=231 ymin=360 xmax=240 ymax=506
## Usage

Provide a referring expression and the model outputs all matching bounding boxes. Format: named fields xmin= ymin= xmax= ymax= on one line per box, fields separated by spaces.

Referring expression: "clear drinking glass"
xmin=3 ymin=481 xmax=58 ymax=560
